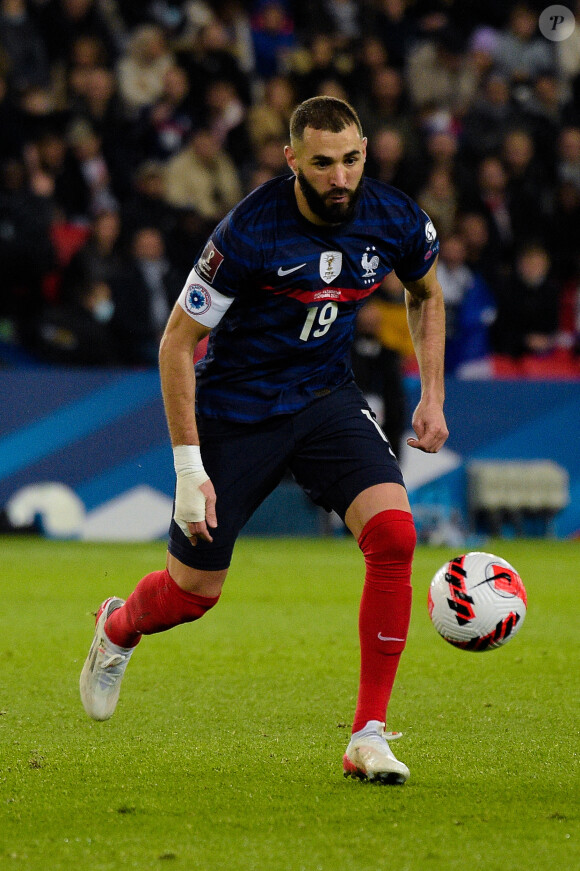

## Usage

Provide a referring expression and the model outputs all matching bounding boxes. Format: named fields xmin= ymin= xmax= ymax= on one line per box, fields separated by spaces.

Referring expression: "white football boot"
xmin=79 ymin=597 xmax=134 ymax=721
xmin=343 ymin=720 xmax=410 ymax=784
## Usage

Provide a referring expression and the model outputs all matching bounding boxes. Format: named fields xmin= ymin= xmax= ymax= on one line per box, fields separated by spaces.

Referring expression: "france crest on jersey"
xmin=177 ymin=175 xmax=439 ymax=422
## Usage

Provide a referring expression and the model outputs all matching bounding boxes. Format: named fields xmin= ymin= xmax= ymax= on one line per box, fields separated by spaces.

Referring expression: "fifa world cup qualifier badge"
xmin=196 ymin=240 xmax=224 ymax=284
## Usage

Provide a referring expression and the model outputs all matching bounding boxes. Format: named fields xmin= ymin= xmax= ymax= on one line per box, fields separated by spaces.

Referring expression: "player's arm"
xmin=158 ymin=302 xmax=216 ymax=544
xmin=403 ymin=257 xmax=449 ymax=453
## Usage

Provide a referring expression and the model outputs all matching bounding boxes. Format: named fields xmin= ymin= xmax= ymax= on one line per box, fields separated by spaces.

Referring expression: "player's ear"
xmin=361 ymin=137 xmax=367 ymax=162
xmin=284 ymin=144 xmax=297 ymax=175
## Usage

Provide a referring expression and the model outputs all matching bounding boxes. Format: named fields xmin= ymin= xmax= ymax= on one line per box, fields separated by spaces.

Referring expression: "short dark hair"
xmin=289 ymin=96 xmax=363 ymax=144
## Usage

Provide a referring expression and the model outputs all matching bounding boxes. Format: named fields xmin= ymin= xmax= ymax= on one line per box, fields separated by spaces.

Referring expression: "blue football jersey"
xmin=177 ymin=175 xmax=439 ymax=422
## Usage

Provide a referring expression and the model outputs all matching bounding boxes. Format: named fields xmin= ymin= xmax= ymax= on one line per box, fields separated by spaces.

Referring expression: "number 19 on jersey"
xmin=299 ymin=302 xmax=338 ymax=341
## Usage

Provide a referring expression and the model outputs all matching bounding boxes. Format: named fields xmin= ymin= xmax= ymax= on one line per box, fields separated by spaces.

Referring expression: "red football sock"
xmin=105 ymin=569 xmax=220 ymax=648
xmin=352 ymin=509 xmax=416 ymax=734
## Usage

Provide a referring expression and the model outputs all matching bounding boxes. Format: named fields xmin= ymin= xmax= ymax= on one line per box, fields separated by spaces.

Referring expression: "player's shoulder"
xmin=361 ymin=176 xmax=420 ymax=215
xmin=360 ymin=177 xmax=427 ymax=240
xmin=226 ymin=174 xmax=295 ymax=227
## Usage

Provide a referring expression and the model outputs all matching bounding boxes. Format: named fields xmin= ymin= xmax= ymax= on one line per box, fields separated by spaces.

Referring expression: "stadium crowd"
xmin=0 ymin=0 xmax=579 ymax=377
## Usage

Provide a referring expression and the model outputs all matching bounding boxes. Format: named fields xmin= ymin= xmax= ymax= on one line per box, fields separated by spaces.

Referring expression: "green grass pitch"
xmin=0 ymin=535 xmax=578 ymax=871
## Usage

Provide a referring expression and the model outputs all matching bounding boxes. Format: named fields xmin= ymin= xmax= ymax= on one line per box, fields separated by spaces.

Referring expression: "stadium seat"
xmin=467 ymin=460 xmax=569 ymax=536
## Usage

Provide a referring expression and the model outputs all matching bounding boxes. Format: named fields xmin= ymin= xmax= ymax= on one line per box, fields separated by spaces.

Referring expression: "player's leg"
xmin=80 ymin=414 xmax=291 ymax=721
xmin=104 ymin=560 xmax=226 ymax=649
xmin=342 ymin=482 xmax=415 ymax=783
xmin=79 ymin=562 xmax=226 ymax=721
xmin=290 ymin=384 xmax=415 ymax=781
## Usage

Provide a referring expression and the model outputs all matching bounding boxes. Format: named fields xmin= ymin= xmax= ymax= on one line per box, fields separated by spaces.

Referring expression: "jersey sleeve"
xmin=394 ymin=202 xmax=440 ymax=283
xmin=177 ymin=208 xmax=259 ymax=328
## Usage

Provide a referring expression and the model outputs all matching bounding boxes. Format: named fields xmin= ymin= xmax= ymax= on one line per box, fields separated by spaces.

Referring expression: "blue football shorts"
xmin=167 ymin=380 xmax=405 ymax=571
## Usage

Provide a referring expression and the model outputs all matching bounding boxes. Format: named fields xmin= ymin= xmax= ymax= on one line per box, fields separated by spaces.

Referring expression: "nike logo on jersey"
xmin=377 ymin=633 xmax=406 ymax=642
xmin=277 ymin=263 xmax=307 ymax=276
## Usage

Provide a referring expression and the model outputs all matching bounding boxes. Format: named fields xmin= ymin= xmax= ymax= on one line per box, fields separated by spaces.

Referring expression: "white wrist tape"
xmin=173 ymin=444 xmax=205 ymax=474
xmin=172 ymin=445 xmax=210 ymax=537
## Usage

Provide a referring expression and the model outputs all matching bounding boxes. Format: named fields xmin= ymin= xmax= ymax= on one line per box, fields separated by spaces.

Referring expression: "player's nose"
xmin=329 ymin=164 xmax=347 ymax=187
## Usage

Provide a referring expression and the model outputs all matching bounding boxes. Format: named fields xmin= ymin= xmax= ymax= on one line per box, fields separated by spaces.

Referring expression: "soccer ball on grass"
xmin=428 ymin=552 xmax=527 ymax=651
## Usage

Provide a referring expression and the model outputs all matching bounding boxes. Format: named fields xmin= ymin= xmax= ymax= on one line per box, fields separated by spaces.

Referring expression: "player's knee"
xmin=167 ymin=554 xmax=228 ymax=598
xmin=358 ymin=509 xmax=416 ymax=577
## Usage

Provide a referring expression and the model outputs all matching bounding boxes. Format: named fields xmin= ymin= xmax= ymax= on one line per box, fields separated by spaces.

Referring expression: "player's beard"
xmin=296 ymin=170 xmax=363 ymax=224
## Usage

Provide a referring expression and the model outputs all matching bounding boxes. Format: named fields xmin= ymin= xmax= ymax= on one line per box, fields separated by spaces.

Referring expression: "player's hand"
xmin=407 ymin=398 xmax=449 ymax=453
xmin=173 ymin=446 xmax=218 ymax=545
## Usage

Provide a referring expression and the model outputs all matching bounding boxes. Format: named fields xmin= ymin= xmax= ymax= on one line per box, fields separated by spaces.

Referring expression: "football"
xmin=428 ymin=552 xmax=527 ymax=651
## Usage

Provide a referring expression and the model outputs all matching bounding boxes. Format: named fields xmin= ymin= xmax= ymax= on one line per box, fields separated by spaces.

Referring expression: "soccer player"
xmin=80 ymin=96 xmax=448 ymax=784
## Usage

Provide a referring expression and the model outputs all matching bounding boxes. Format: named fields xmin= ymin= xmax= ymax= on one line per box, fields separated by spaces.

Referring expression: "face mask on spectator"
xmin=93 ymin=299 xmax=115 ymax=323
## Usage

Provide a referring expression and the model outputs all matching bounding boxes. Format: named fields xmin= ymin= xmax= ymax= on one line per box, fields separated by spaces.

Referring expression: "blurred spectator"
xmin=203 ymin=77 xmax=252 ymax=168
xmin=251 ymin=1 xmax=296 ymax=80
xmin=68 ymin=65 xmax=136 ymax=199
xmin=0 ymin=0 xmax=51 ymax=92
xmin=137 ymin=64 xmax=197 ymax=162
xmin=168 ymin=0 xmax=215 ymax=38
xmin=116 ymin=24 xmax=174 ymax=119
xmin=0 ymin=68 xmax=26 ymax=160
xmin=110 ymin=226 xmax=182 ymax=365
xmin=16 ymin=83 xmax=67 ymax=147
xmin=315 ymin=0 xmax=363 ymax=46
xmin=165 ymin=207 xmax=212 ymax=274
xmin=114 ymin=0 xmax=153 ymax=30
xmin=348 ymin=35 xmax=389 ymax=103
xmin=60 ymin=208 xmax=124 ymax=301
xmin=557 ymin=125 xmax=580 ymax=188
xmin=34 ymin=279 xmax=119 ymax=365
xmin=521 ymin=71 xmax=565 ymax=172
xmin=492 ymin=3 xmax=555 ymax=87
xmin=372 ymin=0 xmax=418 ymax=70
xmin=26 ymin=128 xmax=90 ymax=221
xmin=501 ymin=127 xmax=551 ymax=216
xmin=34 ymin=0 xmax=120 ymax=73
xmin=356 ymin=65 xmax=416 ymax=149
xmin=163 ymin=126 xmax=242 ymax=222
xmin=437 ymin=234 xmax=496 ymax=373
xmin=548 ymin=180 xmax=580 ymax=283
xmin=65 ymin=118 xmax=119 ymax=216
xmin=68 ymin=32 xmax=109 ymax=73
xmin=365 ymin=127 xmax=413 ymax=192
xmin=121 ymin=160 xmax=177 ymax=244
xmin=422 ymin=125 xmax=472 ymax=200
xmin=457 ymin=209 xmax=502 ymax=293
xmin=69 ymin=64 xmax=123 ymax=132
xmin=250 ymin=134 xmax=287 ymax=180
xmin=405 ymin=27 xmax=479 ymax=115
xmin=178 ymin=20 xmax=251 ymax=111
xmin=467 ymin=25 xmax=499 ymax=82
xmin=314 ymin=76 xmax=350 ymax=101
xmin=214 ymin=1 xmax=256 ymax=80
xmin=492 ymin=243 xmax=562 ymax=357
xmin=247 ymin=74 xmax=296 ymax=149
xmin=461 ymin=71 xmax=521 ymax=162
xmin=417 ymin=166 xmax=458 ymax=239
xmin=465 ymin=153 xmax=544 ymax=268
xmin=290 ymin=32 xmax=351 ymax=102
xmin=0 ymin=157 xmax=56 ymax=348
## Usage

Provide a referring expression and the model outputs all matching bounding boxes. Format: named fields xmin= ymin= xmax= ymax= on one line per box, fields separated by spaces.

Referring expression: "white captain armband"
xmin=177 ymin=268 xmax=234 ymax=328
